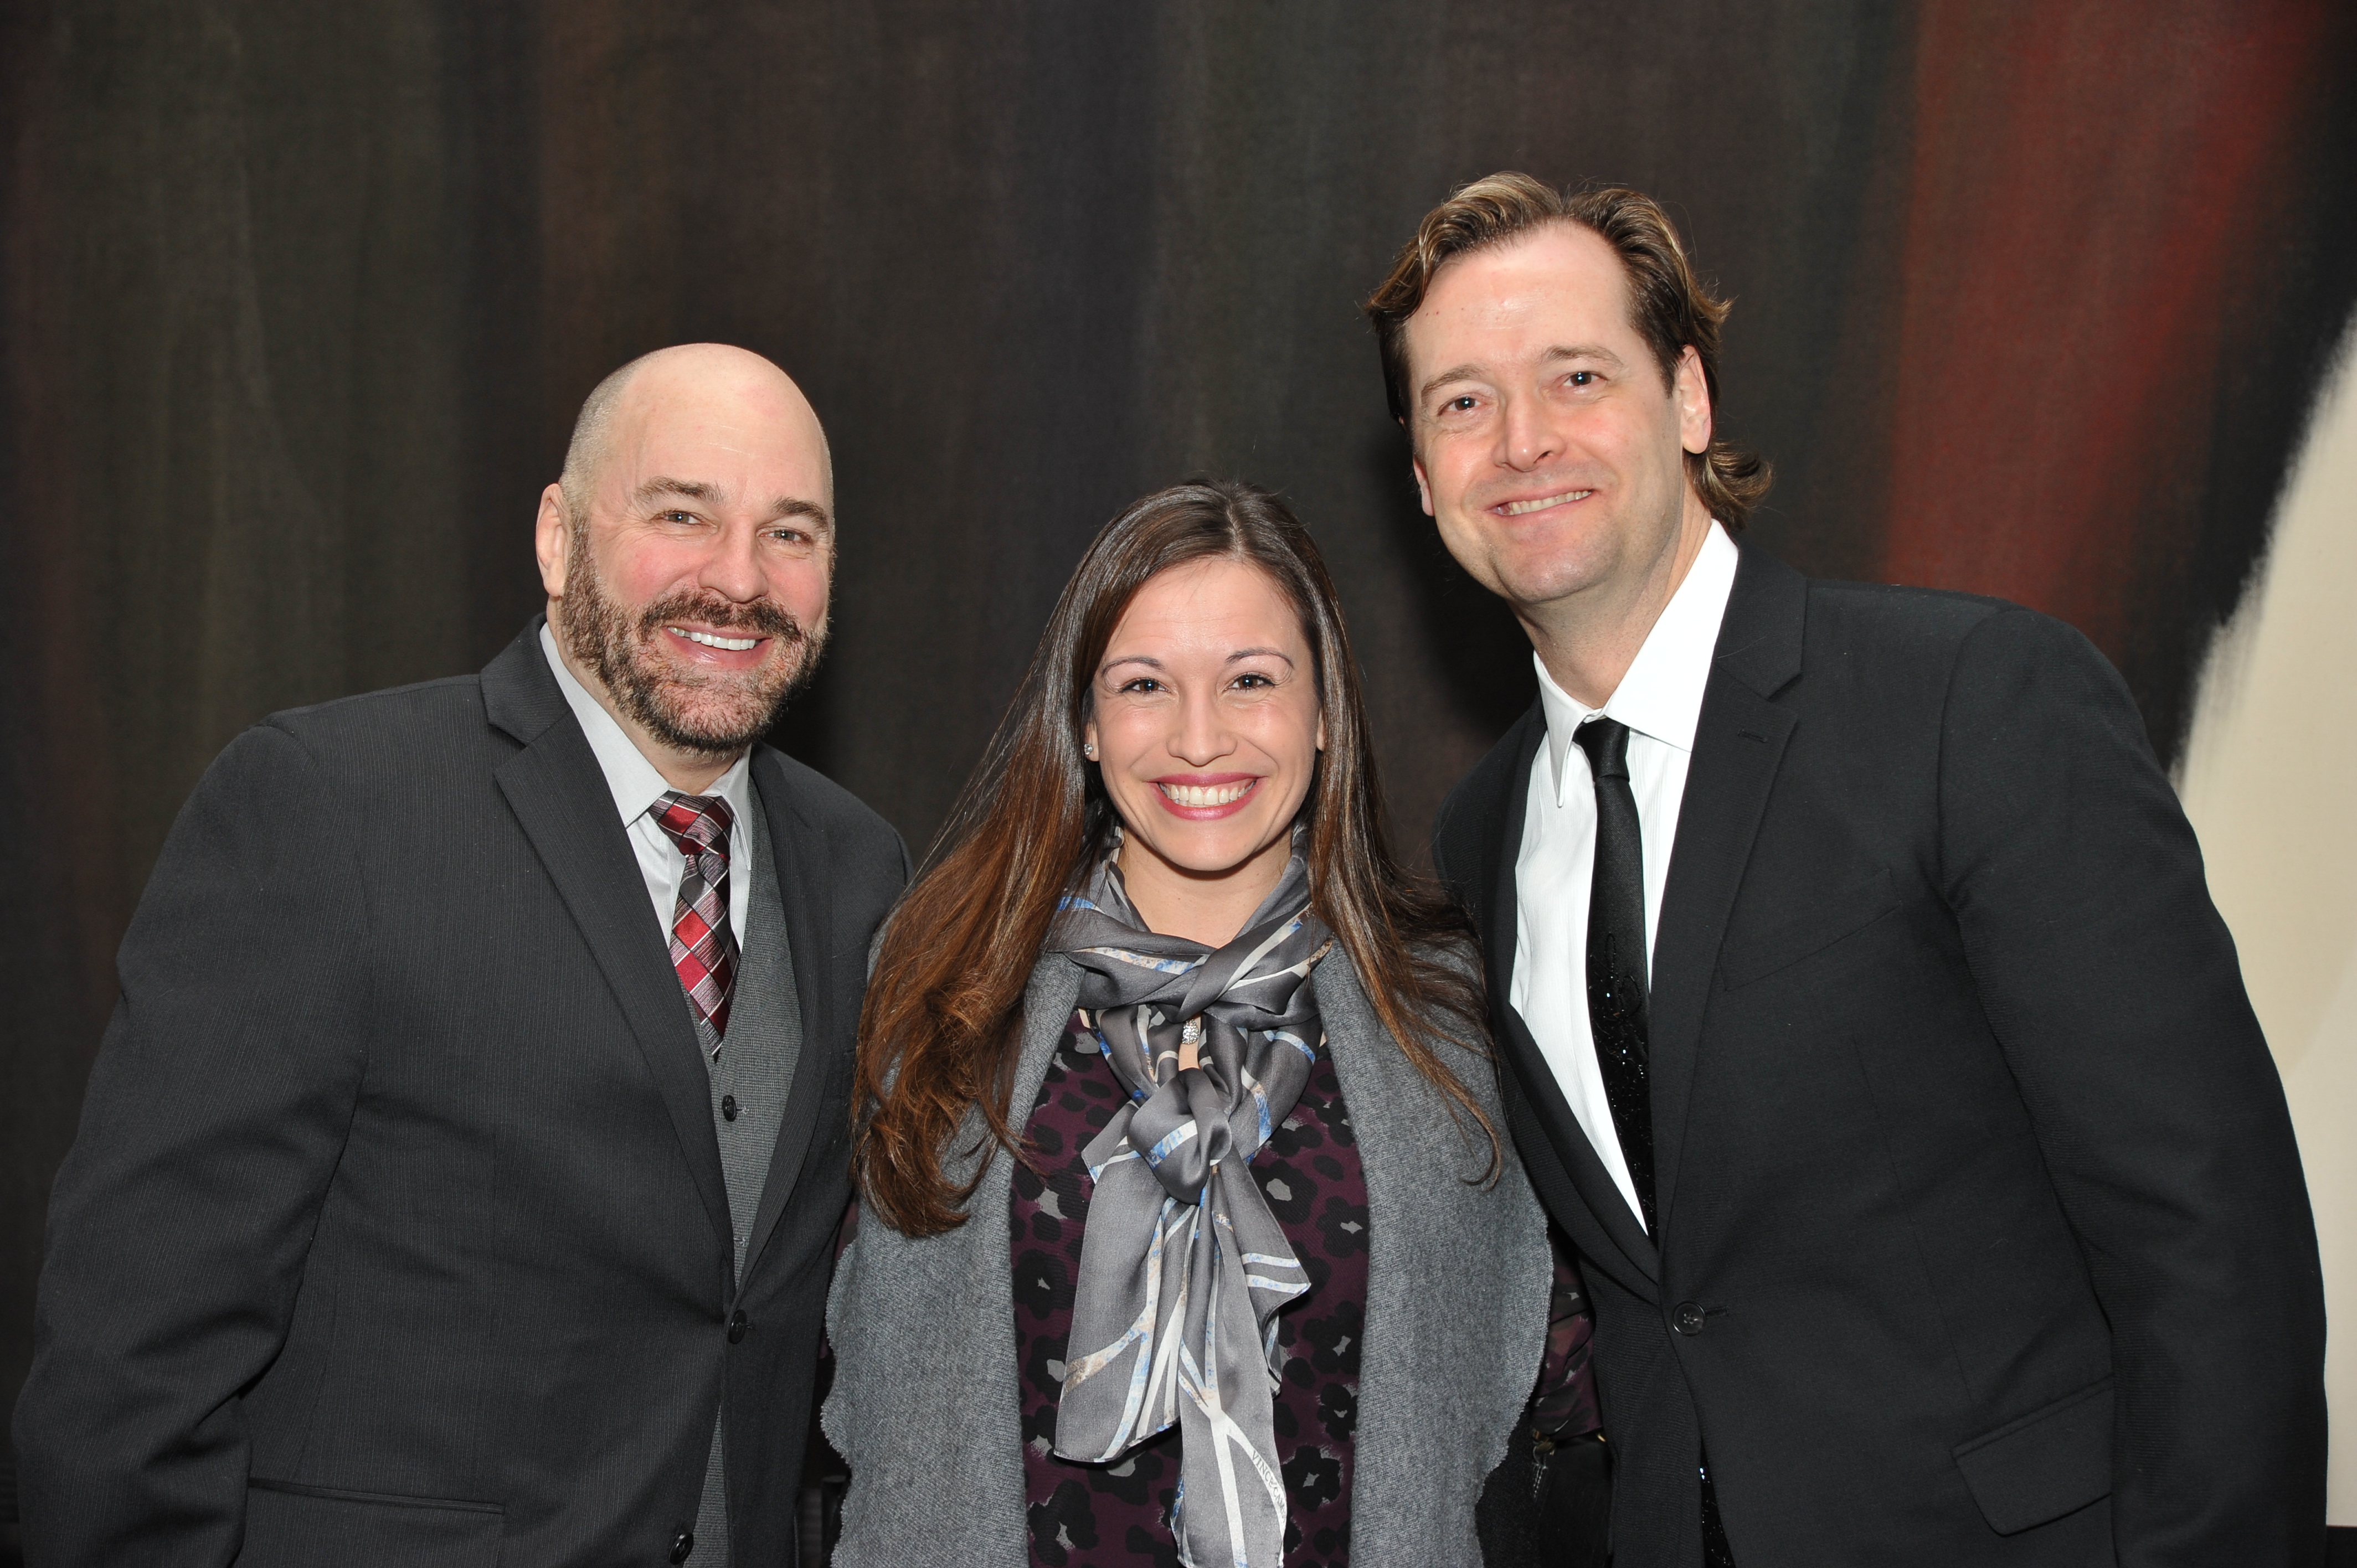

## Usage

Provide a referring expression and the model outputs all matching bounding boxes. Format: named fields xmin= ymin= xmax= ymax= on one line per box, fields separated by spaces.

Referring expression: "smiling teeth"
xmin=1160 ymin=781 xmax=1253 ymax=807
xmin=674 ymin=628 xmax=759 ymax=651
xmin=1501 ymin=490 xmax=1593 ymax=515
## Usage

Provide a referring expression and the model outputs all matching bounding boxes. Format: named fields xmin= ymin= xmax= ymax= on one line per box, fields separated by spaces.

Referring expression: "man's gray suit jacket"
xmin=13 ymin=620 xmax=908 ymax=1567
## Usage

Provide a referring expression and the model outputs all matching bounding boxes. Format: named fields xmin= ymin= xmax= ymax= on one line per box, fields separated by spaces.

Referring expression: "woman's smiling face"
xmin=1084 ymin=556 xmax=1323 ymax=937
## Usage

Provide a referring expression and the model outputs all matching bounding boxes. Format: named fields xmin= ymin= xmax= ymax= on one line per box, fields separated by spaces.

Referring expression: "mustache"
xmin=634 ymin=589 xmax=811 ymax=647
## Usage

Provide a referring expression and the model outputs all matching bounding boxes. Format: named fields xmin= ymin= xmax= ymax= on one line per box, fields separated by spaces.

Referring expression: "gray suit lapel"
xmin=738 ymin=747 xmax=837 ymax=1284
xmin=483 ymin=628 xmax=734 ymax=1296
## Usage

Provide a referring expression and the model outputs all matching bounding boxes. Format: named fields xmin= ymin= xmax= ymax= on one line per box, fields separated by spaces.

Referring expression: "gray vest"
xmin=691 ymin=793 xmax=803 ymax=1567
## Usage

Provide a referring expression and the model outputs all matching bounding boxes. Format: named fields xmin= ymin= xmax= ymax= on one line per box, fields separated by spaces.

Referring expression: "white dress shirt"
xmin=541 ymin=625 xmax=755 ymax=948
xmin=1507 ymin=522 xmax=1740 ymax=1230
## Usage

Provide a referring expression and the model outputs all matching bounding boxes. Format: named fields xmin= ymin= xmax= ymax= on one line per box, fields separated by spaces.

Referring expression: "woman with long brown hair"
xmin=822 ymin=481 xmax=1574 ymax=1566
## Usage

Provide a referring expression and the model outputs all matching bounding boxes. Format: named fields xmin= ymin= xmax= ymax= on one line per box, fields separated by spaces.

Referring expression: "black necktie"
xmin=1573 ymin=717 xmax=1655 ymax=1233
xmin=1574 ymin=717 xmax=1738 ymax=1567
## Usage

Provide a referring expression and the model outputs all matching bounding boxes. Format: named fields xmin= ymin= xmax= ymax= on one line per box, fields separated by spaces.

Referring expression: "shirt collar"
xmin=539 ymin=622 xmax=754 ymax=833
xmin=1539 ymin=521 xmax=1741 ymax=803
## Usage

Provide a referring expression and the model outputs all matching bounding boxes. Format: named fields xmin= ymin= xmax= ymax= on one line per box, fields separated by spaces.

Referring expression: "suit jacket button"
xmin=727 ymin=1309 xmax=748 ymax=1343
xmin=721 ymin=1094 xmax=738 ymax=1122
xmin=670 ymin=1529 xmax=694 ymax=1562
xmin=1673 ymin=1301 xmax=1707 ymax=1335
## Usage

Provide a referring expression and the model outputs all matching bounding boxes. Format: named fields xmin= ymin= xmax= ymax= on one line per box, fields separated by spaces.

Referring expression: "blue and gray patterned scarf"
xmin=1049 ymin=825 xmax=1334 ymax=1568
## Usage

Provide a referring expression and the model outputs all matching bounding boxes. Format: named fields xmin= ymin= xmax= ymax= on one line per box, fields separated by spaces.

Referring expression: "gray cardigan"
xmin=823 ymin=949 xmax=1551 ymax=1566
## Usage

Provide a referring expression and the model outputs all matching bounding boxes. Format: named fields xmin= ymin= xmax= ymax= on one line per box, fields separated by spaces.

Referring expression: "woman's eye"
xmin=1119 ymin=677 xmax=1161 ymax=694
xmin=1233 ymin=672 xmax=1274 ymax=690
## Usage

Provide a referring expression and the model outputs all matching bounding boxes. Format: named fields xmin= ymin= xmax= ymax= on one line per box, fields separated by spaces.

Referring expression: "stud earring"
xmin=1083 ymin=741 xmax=1098 ymax=759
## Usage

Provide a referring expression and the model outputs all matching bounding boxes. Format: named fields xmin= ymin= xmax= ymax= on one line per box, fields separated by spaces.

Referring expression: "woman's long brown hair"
xmin=853 ymin=481 xmax=1496 ymax=1236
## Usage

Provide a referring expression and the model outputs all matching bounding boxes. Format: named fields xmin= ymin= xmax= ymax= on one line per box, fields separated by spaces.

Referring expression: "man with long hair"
xmin=14 ymin=344 xmax=905 ymax=1567
xmin=1371 ymin=176 xmax=2326 ymax=1566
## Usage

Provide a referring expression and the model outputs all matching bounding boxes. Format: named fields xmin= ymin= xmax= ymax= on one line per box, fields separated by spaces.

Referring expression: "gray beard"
xmin=557 ymin=523 xmax=825 ymax=756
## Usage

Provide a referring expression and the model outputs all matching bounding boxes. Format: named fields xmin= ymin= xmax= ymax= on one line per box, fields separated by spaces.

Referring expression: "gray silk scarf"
xmin=1048 ymin=826 xmax=1334 ymax=1568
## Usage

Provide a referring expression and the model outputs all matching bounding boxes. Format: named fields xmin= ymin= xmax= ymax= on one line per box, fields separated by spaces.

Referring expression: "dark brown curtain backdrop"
xmin=4 ymin=0 xmax=2353 ymax=1501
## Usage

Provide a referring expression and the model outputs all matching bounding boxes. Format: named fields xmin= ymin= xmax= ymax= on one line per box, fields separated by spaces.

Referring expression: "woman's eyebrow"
xmin=1099 ymin=648 xmax=1296 ymax=676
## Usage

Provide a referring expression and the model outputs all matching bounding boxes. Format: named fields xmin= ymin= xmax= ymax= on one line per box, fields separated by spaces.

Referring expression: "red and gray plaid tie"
xmin=653 ymin=792 xmax=738 ymax=1053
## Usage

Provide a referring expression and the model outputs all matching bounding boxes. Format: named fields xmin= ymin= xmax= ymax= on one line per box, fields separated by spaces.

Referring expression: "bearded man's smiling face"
xmin=537 ymin=345 xmax=835 ymax=764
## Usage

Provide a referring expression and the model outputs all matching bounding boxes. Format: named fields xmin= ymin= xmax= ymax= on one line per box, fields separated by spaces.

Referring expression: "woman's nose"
xmin=1170 ymin=693 xmax=1234 ymax=765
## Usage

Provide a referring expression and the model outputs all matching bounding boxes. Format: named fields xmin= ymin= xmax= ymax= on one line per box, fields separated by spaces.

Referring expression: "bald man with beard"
xmin=14 ymin=345 xmax=907 ymax=1568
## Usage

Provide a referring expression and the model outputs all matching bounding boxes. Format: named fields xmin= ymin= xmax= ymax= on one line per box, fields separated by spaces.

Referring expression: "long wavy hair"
xmin=854 ymin=480 xmax=1496 ymax=1236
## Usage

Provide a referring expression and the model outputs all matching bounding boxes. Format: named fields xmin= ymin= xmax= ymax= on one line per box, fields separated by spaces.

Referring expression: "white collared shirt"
xmin=1507 ymin=522 xmax=1740 ymax=1230
xmin=541 ymin=625 xmax=756 ymax=947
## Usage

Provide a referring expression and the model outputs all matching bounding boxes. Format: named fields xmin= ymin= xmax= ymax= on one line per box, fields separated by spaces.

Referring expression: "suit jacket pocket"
xmin=1951 ymin=1378 xmax=2114 ymax=1535
xmin=1718 ymin=866 xmax=1900 ymax=988
xmin=245 ymin=1478 xmax=505 ymax=1566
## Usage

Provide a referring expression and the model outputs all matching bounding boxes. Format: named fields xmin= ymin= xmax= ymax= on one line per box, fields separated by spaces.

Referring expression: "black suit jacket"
xmin=1433 ymin=547 xmax=2327 ymax=1568
xmin=13 ymin=623 xmax=907 ymax=1567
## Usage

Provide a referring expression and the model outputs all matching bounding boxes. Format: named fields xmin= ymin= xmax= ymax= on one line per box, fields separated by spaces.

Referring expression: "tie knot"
xmin=1573 ymin=716 xmax=1633 ymax=782
xmin=654 ymin=792 xmax=734 ymax=861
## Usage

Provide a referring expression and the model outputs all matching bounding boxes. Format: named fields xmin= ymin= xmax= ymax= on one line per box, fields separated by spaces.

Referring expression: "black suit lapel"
xmin=1478 ymin=701 xmax=1663 ymax=1292
xmin=737 ymin=747 xmax=838 ymax=1285
xmin=1648 ymin=546 xmax=1807 ymax=1230
xmin=483 ymin=625 xmax=735 ymax=1293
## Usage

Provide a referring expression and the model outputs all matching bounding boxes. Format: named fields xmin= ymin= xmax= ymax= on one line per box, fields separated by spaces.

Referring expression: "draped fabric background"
xmin=3 ymin=0 xmax=2353 ymax=1548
